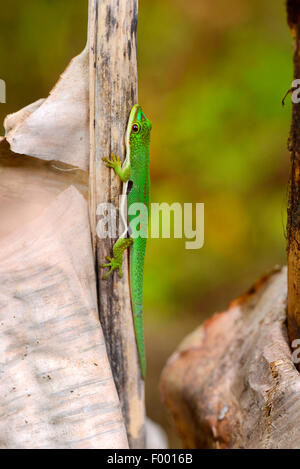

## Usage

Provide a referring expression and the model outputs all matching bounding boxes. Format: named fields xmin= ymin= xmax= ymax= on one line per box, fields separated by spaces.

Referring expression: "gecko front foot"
xmin=101 ymin=256 xmax=123 ymax=279
xmin=102 ymin=153 xmax=121 ymax=170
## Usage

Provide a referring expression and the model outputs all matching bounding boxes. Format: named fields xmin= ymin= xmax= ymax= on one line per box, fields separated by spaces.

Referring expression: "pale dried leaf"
xmin=0 ymin=185 xmax=128 ymax=448
xmin=5 ymin=49 xmax=89 ymax=171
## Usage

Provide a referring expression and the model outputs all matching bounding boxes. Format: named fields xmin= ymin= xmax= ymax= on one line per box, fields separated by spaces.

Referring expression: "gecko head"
xmin=126 ymin=104 xmax=152 ymax=150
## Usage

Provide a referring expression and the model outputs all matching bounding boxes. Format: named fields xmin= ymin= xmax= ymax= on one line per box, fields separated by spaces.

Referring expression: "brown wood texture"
xmin=160 ymin=268 xmax=300 ymax=449
xmin=88 ymin=0 xmax=145 ymax=448
xmin=287 ymin=0 xmax=300 ymax=351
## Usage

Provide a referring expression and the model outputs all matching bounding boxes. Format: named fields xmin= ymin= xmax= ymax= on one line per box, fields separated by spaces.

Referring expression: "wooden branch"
xmin=88 ymin=0 xmax=145 ymax=448
xmin=160 ymin=268 xmax=300 ymax=449
xmin=287 ymin=0 xmax=300 ymax=349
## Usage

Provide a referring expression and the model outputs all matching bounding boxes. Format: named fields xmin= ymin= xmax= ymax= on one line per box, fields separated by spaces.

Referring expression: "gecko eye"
xmin=132 ymin=123 xmax=140 ymax=133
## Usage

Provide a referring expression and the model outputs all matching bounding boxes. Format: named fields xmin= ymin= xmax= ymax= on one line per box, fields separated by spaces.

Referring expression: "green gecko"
xmin=101 ymin=104 xmax=151 ymax=379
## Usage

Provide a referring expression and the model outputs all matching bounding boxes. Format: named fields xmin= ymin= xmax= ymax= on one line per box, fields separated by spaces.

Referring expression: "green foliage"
xmin=139 ymin=0 xmax=291 ymax=318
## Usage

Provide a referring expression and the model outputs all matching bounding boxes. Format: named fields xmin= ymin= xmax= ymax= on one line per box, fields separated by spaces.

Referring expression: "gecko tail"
xmin=133 ymin=306 xmax=146 ymax=379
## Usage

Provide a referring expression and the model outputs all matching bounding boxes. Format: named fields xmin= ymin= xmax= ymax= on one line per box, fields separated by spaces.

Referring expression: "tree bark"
xmin=287 ymin=0 xmax=300 ymax=351
xmin=88 ymin=0 xmax=145 ymax=449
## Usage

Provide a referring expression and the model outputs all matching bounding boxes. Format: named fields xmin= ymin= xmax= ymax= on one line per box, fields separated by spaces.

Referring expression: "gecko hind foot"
xmin=101 ymin=237 xmax=133 ymax=279
xmin=100 ymin=257 xmax=123 ymax=279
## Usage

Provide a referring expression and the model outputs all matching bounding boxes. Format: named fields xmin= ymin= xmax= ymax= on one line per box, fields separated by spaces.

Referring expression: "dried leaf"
xmin=5 ymin=49 xmax=89 ymax=171
xmin=0 ymin=186 xmax=128 ymax=448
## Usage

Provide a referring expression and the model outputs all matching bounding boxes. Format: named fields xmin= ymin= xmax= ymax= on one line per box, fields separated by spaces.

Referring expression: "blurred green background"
xmin=0 ymin=0 xmax=292 ymax=447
